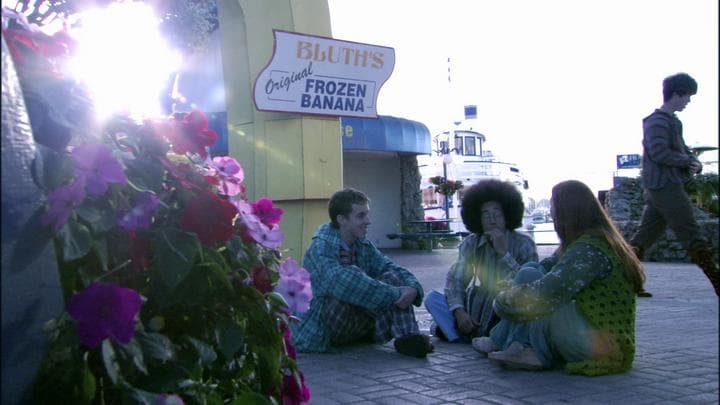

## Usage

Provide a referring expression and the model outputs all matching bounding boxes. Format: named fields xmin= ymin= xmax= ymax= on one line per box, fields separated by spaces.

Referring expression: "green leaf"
xmin=93 ymin=237 xmax=109 ymax=272
xmin=202 ymin=246 xmax=231 ymax=273
xmin=152 ymin=228 xmax=201 ymax=292
xmin=169 ymin=262 xmax=233 ymax=306
xmin=124 ymin=158 xmax=166 ymax=193
xmin=78 ymin=360 xmax=96 ymax=403
xmin=216 ymin=319 xmax=245 ymax=359
xmin=101 ymin=339 xmax=122 ymax=385
xmin=116 ymin=338 xmax=148 ymax=375
xmin=266 ymin=292 xmax=289 ymax=311
xmin=229 ymin=392 xmax=271 ymax=405
xmin=32 ymin=144 xmax=74 ymax=191
xmin=8 ymin=206 xmax=54 ymax=273
xmin=136 ymin=331 xmax=175 ymax=362
xmin=60 ymin=219 xmax=92 ymax=261
xmin=123 ymin=386 xmax=184 ymax=405
xmin=75 ymin=199 xmax=117 ymax=233
xmin=187 ymin=336 xmax=217 ymax=366
xmin=232 ymin=285 xmax=282 ymax=393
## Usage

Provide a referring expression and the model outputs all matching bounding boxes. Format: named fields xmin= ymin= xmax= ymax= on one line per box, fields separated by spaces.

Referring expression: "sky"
xmin=327 ymin=0 xmax=719 ymax=200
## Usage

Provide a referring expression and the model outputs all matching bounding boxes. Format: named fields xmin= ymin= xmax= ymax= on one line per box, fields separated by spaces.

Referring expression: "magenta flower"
xmin=239 ymin=212 xmax=284 ymax=249
xmin=251 ymin=197 xmax=284 ymax=226
xmin=66 ymin=282 xmax=145 ymax=348
xmin=208 ymin=156 xmax=244 ymax=197
xmin=72 ymin=144 xmax=128 ymax=195
xmin=118 ymin=192 xmax=160 ymax=230
xmin=275 ymin=259 xmax=312 ymax=314
xmin=281 ymin=372 xmax=311 ymax=405
xmin=41 ymin=179 xmax=86 ymax=230
xmin=282 ymin=326 xmax=297 ymax=360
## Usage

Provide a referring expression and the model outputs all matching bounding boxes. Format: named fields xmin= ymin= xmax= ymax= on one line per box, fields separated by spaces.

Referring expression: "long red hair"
xmin=552 ymin=180 xmax=645 ymax=292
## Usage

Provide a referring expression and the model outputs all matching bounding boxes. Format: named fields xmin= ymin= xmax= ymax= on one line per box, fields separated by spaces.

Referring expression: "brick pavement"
xmin=297 ymin=248 xmax=719 ymax=404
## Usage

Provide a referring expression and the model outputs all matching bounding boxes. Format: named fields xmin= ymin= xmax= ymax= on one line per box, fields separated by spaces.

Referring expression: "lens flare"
xmin=68 ymin=2 xmax=180 ymax=119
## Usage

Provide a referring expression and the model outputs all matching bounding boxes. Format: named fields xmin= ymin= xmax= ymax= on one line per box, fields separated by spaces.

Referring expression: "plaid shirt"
xmin=292 ymin=223 xmax=424 ymax=352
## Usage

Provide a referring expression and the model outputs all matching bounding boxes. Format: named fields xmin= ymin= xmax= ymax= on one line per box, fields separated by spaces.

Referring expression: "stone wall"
xmin=605 ymin=177 xmax=719 ymax=262
xmin=399 ymin=154 xmax=426 ymax=249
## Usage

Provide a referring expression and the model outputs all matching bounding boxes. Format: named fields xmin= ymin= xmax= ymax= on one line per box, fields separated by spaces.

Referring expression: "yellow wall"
xmin=217 ymin=0 xmax=342 ymax=263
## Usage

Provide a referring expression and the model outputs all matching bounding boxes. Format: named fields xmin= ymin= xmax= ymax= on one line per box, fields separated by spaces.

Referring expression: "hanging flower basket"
xmin=429 ymin=175 xmax=464 ymax=197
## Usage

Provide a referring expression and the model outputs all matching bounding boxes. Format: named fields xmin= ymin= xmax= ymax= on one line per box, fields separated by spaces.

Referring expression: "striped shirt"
xmin=641 ymin=109 xmax=697 ymax=190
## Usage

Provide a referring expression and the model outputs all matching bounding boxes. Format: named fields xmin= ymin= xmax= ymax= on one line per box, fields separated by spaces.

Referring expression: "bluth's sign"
xmin=253 ymin=30 xmax=395 ymax=118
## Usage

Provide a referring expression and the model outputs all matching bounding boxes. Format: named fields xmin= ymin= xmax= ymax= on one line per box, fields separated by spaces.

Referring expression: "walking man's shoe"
xmin=394 ymin=334 xmax=433 ymax=358
xmin=488 ymin=341 xmax=543 ymax=370
xmin=637 ymin=289 xmax=653 ymax=297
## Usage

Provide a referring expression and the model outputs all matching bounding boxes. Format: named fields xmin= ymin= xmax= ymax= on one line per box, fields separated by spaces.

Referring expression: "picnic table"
xmin=387 ymin=219 xmax=468 ymax=250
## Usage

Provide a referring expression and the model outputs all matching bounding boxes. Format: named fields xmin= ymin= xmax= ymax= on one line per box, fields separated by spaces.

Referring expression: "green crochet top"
xmin=566 ymin=235 xmax=637 ymax=376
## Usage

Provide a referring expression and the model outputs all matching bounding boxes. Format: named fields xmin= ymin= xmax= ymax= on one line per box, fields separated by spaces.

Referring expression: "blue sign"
xmin=616 ymin=154 xmax=641 ymax=169
xmin=464 ymin=105 xmax=477 ymax=120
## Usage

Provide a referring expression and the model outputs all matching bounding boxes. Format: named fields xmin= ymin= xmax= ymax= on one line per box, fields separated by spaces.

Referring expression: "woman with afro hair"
xmin=424 ymin=179 xmax=538 ymax=342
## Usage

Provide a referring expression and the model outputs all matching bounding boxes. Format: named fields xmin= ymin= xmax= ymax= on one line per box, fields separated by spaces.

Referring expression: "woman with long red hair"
xmin=472 ymin=180 xmax=645 ymax=375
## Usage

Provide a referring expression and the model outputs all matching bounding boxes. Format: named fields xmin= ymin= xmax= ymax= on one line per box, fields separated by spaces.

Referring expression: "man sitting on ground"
xmin=292 ymin=188 xmax=433 ymax=357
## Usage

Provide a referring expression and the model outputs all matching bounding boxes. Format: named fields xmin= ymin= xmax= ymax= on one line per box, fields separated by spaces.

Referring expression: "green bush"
xmin=686 ymin=173 xmax=719 ymax=217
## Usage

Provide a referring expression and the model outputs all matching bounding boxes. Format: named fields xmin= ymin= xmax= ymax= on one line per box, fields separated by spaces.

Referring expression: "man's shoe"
xmin=637 ymin=289 xmax=653 ymax=297
xmin=487 ymin=341 xmax=543 ymax=371
xmin=394 ymin=334 xmax=432 ymax=358
xmin=471 ymin=336 xmax=499 ymax=356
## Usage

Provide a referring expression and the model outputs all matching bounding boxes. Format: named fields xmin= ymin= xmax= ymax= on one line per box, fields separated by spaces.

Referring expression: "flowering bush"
xmin=3 ymin=9 xmax=312 ymax=404
xmin=428 ymin=175 xmax=463 ymax=197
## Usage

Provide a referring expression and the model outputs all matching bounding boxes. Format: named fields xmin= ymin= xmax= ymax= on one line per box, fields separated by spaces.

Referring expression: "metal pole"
xmin=443 ymin=159 xmax=449 ymax=220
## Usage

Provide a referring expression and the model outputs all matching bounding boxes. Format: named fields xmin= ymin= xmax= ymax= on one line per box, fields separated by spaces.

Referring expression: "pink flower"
xmin=66 ymin=282 xmax=145 ymax=348
xmin=208 ymin=156 xmax=244 ymax=196
xmin=72 ymin=144 xmax=128 ymax=195
xmin=41 ymin=180 xmax=86 ymax=230
xmin=239 ymin=212 xmax=284 ymax=249
xmin=279 ymin=258 xmax=310 ymax=284
xmin=251 ymin=197 xmax=284 ymax=226
xmin=275 ymin=258 xmax=312 ymax=314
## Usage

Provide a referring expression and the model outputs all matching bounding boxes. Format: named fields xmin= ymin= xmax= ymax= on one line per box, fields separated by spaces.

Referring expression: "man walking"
xmin=630 ymin=72 xmax=719 ymax=297
xmin=292 ymin=188 xmax=433 ymax=357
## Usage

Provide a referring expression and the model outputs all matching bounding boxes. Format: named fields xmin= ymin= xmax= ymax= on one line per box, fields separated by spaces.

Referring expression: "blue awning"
xmin=210 ymin=114 xmax=431 ymax=157
xmin=341 ymin=115 xmax=431 ymax=155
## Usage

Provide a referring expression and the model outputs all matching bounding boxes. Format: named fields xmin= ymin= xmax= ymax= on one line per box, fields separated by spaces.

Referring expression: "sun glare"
xmin=68 ymin=2 xmax=180 ymax=120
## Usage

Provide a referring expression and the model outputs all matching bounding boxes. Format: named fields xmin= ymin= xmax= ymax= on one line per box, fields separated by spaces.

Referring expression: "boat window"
xmin=439 ymin=140 xmax=448 ymax=153
xmin=464 ymin=137 xmax=476 ymax=156
xmin=454 ymin=137 xmax=463 ymax=155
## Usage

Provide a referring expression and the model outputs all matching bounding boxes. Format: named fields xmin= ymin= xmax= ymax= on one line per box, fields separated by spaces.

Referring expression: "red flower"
xmin=160 ymin=157 xmax=211 ymax=191
xmin=128 ymin=232 xmax=152 ymax=272
xmin=166 ymin=110 xmax=217 ymax=158
xmin=2 ymin=25 xmax=76 ymax=76
xmin=250 ymin=266 xmax=273 ymax=293
xmin=180 ymin=191 xmax=237 ymax=245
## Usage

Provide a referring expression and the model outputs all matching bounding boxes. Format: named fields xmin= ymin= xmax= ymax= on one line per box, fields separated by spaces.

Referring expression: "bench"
xmin=386 ymin=231 xmax=470 ymax=250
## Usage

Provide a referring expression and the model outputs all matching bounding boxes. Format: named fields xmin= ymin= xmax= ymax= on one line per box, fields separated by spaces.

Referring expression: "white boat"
xmin=417 ymin=124 xmax=531 ymax=233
